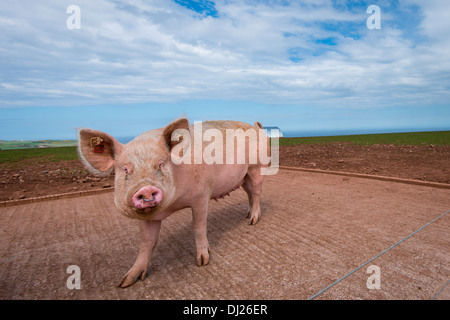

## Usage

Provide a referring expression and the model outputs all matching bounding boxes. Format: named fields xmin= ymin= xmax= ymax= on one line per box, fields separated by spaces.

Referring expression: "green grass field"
xmin=279 ymin=131 xmax=450 ymax=146
xmin=0 ymin=146 xmax=79 ymax=164
xmin=0 ymin=140 xmax=77 ymax=150
xmin=0 ymin=131 xmax=448 ymax=164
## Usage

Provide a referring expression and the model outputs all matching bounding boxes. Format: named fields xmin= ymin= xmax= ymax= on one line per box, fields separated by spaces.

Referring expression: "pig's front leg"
xmin=192 ymin=199 xmax=211 ymax=267
xmin=117 ymin=219 xmax=161 ymax=288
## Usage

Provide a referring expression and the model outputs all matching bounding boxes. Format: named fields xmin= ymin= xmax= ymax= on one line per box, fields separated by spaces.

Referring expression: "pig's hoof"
xmin=117 ymin=267 xmax=147 ymax=288
xmin=248 ymin=214 xmax=260 ymax=225
xmin=196 ymin=247 xmax=210 ymax=267
xmin=246 ymin=210 xmax=261 ymax=225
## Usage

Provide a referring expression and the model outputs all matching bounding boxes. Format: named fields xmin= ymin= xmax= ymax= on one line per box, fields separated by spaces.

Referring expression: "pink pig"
xmin=78 ymin=117 xmax=269 ymax=288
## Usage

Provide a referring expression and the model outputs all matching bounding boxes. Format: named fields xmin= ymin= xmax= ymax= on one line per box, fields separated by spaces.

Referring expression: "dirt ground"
xmin=280 ymin=143 xmax=450 ymax=184
xmin=1 ymin=143 xmax=449 ymax=201
xmin=1 ymin=169 xmax=449 ymax=300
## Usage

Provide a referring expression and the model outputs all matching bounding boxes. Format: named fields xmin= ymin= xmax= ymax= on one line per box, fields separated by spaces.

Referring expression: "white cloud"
xmin=0 ymin=0 xmax=449 ymax=112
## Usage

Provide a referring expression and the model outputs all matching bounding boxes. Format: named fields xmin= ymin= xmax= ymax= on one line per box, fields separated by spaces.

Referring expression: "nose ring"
xmin=142 ymin=196 xmax=155 ymax=202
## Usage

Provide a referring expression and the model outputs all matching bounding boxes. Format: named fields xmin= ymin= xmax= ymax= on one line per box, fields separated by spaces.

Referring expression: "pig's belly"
xmin=210 ymin=164 xmax=248 ymax=200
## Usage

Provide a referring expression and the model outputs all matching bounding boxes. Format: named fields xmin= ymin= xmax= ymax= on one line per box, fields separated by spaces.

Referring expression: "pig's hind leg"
xmin=242 ymin=166 xmax=265 ymax=225
xmin=242 ymin=177 xmax=254 ymax=220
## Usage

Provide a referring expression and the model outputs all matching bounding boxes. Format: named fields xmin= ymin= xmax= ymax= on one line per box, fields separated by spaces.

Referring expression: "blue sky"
xmin=1 ymin=0 xmax=449 ymax=140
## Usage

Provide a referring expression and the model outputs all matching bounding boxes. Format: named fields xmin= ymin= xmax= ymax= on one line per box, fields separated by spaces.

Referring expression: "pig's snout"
xmin=132 ymin=186 xmax=163 ymax=210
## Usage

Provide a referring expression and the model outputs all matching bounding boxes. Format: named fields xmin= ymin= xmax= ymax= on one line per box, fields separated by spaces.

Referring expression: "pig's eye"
xmin=122 ymin=166 xmax=129 ymax=174
xmin=158 ymin=161 xmax=164 ymax=170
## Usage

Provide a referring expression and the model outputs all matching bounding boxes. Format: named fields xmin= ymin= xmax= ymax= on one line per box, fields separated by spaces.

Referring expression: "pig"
xmin=77 ymin=117 xmax=270 ymax=288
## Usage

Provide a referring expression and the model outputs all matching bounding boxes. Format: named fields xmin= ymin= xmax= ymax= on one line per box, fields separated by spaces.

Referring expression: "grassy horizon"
xmin=0 ymin=146 xmax=78 ymax=164
xmin=0 ymin=139 xmax=77 ymax=150
xmin=279 ymin=130 xmax=450 ymax=146
xmin=0 ymin=131 xmax=449 ymax=164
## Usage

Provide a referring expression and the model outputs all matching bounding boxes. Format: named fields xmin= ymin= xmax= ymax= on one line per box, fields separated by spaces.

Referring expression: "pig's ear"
xmin=77 ymin=128 xmax=123 ymax=176
xmin=162 ymin=118 xmax=190 ymax=150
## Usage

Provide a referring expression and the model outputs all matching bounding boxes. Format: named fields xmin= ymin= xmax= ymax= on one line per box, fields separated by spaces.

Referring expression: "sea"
xmin=281 ymin=127 xmax=450 ymax=138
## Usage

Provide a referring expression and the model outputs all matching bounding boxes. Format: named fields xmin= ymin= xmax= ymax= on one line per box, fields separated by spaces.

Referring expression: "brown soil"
xmin=280 ymin=143 xmax=450 ymax=184
xmin=1 ymin=143 xmax=449 ymax=201
xmin=0 ymin=160 xmax=115 ymax=201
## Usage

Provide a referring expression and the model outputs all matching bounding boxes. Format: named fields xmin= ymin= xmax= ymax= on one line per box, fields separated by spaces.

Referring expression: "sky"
xmin=0 ymin=0 xmax=449 ymax=140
